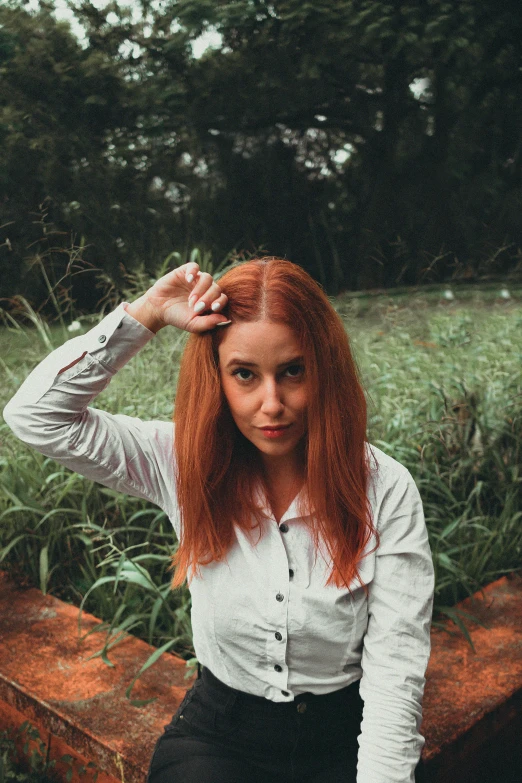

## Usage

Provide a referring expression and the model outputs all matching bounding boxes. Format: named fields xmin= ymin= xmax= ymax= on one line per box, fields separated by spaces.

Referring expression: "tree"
xmin=1 ymin=0 xmax=521 ymax=307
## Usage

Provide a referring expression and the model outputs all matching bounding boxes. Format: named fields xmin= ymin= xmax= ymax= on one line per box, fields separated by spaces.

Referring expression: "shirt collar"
xmin=255 ymin=482 xmax=314 ymax=523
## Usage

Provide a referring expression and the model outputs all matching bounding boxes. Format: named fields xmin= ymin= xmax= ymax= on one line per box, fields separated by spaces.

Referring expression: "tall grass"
xmin=342 ymin=292 xmax=522 ymax=641
xmin=1 ymin=273 xmax=521 ymax=689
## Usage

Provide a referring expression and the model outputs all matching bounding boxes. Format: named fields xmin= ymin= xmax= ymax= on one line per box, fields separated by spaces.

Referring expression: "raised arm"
xmin=3 ymin=263 xmax=231 ymax=519
xmin=357 ymin=462 xmax=435 ymax=783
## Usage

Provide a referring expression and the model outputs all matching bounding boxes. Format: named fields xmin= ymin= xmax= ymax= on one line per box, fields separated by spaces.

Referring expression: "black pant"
xmin=146 ymin=666 xmax=364 ymax=783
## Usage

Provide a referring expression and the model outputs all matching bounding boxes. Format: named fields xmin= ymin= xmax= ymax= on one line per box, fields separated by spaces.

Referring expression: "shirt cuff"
xmin=66 ymin=301 xmax=156 ymax=374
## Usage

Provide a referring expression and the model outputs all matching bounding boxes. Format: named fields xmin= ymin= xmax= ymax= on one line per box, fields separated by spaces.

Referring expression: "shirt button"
xmin=297 ymin=702 xmax=307 ymax=714
xmin=276 ymin=593 xmax=284 ymax=602
xmin=275 ymin=632 xmax=282 ymax=641
xmin=279 ymin=523 xmax=289 ymax=533
xmin=274 ymin=664 xmax=283 ymax=673
xmin=289 ymin=569 xmax=294 ymax=579
xmin=281 ymin=690 xmax=290 ymax=697
xmin=98 ymin=335 xmax=107 ymax=343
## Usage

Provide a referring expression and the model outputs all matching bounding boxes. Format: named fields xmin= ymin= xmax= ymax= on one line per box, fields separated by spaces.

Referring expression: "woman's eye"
xmin=233 ymin=368 xmax=253 ymax=382
xmin=231 ymin=366 xmax=304 ymax=382
xmin=285 ymin=364 xmax=304 ymax=378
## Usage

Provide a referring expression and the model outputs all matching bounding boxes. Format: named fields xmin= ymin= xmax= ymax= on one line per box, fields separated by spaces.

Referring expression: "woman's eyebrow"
xmin=225 ymin=355 xmax=304 ymax=369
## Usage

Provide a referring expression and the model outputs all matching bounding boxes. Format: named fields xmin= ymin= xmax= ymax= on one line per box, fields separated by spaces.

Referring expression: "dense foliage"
xmin=1 ymin=285 xmax=521 ymax=672
xmin=1 ymin=0 xmax=522 ymax=309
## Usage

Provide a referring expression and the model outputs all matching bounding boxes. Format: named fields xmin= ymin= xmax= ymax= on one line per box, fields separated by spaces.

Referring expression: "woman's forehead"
xmin=217 ymin=320 xmax=302 ymax=363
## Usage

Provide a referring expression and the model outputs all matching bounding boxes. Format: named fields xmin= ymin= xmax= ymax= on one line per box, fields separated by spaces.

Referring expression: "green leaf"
xmin=39 ymin=545 xmax=49 ymax=595
xmin=125 ymin=638 xmax=178 ymax=703
xmin=0 ymin=534 xmax=28 ymax=562
xmin=436 ymin=605 xmax=488 ymax=652
xmin=439 ymin=518 xmax=460 ymax=539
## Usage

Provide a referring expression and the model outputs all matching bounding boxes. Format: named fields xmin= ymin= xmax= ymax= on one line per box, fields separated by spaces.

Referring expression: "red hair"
xmin=169 ymin=258 xmax=377 ymax=590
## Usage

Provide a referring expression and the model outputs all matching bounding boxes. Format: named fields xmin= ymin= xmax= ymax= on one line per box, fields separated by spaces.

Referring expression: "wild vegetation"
xmin=1 ymin=262 xmax=521 ymax=686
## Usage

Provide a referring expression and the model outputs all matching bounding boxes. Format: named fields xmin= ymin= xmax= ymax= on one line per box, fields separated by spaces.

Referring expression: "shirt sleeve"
xmin=357 ymin=465 xmax=434 ymax=783
xmin=2 ymin=303 xmax=178 ymax=520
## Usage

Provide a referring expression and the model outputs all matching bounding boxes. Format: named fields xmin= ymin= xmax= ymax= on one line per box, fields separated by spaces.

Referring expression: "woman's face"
xmin=218 ymin=320 xmax=308 ymax=469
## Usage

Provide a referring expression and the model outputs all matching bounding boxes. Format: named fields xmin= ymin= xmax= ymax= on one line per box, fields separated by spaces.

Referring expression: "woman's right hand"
xmin=125 ymin=263 xmax=231 ymax=333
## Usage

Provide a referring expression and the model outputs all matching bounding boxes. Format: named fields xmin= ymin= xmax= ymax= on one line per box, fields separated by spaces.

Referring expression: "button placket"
xmin=278 ymin=517 xmax=311 ymax=588
xmin=268 ymin=519 xmax=290 ymax=594
xmin=266 ymin=519 xmax=290 ymax=694
xmin=271 ymin=588 xmax=288 ymax=686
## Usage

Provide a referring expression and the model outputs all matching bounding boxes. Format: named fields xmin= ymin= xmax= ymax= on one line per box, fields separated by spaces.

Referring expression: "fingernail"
xmin=194 ymin=301 xmax=205 ymax=313
xmin=215 ymin=320 xmax=232 ymax=328
xmin=188 ymin=295 xmax=196 ymax=308
xmin=211 ymin=301 xmax=221 ymax=311
xmin=187 ymin=273 xmax=194 ymax=283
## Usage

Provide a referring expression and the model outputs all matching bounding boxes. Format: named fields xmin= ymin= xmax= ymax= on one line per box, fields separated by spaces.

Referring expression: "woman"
xmin=3 ymin=258 xmax=434 ymax=783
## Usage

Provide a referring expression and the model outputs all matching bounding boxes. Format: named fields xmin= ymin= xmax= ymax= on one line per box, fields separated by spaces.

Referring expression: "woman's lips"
xmin=259 ymin=424 xmax=292 ymax=439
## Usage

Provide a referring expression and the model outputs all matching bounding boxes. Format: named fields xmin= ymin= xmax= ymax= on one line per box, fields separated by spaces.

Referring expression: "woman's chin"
xmin=251 ymin=435 xmax=305 ymax=462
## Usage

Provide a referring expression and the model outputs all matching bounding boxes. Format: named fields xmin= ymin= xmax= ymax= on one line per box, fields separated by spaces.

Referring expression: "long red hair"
xmin=169 ymin=258 xmax=377 ymax=590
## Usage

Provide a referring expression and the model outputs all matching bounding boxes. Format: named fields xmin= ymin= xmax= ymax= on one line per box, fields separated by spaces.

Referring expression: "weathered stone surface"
xmin=422 ymin=574 xmax=522 ymax=781
xmin=0 ymin=572 xmax=192 ymax=783
xmin=0 ymin=571 xmax=521 ymax=783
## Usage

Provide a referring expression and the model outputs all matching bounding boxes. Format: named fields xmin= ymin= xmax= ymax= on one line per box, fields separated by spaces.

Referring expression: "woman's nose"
xmin=260 ymin=380 xmax=285 ymax=416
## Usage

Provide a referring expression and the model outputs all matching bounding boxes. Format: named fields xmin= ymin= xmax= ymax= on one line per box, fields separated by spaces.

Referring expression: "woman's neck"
xmin=261 ymin=448 xmax=305 ymax=488
xmin=260 ymin=451 xmax=306 ymax=522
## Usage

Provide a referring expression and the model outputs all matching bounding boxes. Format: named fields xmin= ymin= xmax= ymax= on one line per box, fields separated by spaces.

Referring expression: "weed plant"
xmin=1 ymin=259 xmax=521 ymax=688
xmin=343 ymin=293 xmax=522 ymax=641
xmin=0 ymin=722 xmax=98 ymax=783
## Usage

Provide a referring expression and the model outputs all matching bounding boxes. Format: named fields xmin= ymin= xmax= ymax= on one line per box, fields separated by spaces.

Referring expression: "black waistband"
xmin=199 ymin=665 xmax=362 ymax=710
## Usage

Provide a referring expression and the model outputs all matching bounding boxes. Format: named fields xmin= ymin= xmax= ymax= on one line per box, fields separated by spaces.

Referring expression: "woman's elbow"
xmin=2 ymin=397 xmax=27 ymax=440
xmin=3 ymin=397 xmax=66 ymax=453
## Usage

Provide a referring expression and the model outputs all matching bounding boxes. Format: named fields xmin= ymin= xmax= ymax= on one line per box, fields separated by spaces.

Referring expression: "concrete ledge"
xmin=422 ymin=573 xmax=522 ymax=782
xmin=0 ymin=571 xmax=521 ymax=783
xmin=0 ymin=572 xmax=192 ymax=783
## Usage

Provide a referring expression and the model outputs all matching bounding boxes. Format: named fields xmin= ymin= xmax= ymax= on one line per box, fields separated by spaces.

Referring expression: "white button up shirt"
xmin=3 ymin=302 xmax=435 ymax=783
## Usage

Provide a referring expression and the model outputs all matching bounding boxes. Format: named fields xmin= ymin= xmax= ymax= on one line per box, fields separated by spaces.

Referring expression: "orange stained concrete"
xmin=0 ymin=571 xmax=193 ymax=783
xmin=0 ymin=571 xmax=521 ymax=783
xmin=421 ymin=573 xmax=522 ymax=779
xmin=0 ymin=700 xmax=118 ymax=783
